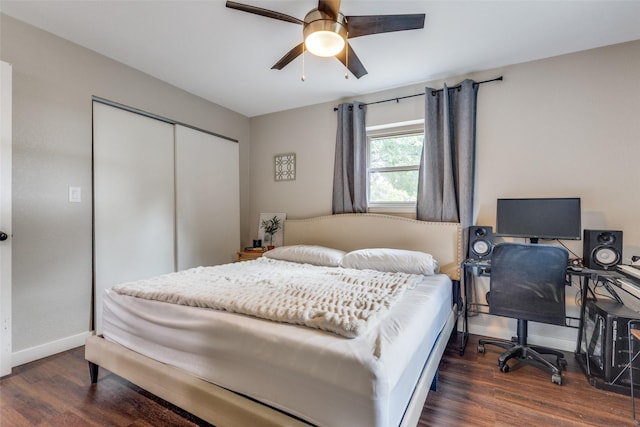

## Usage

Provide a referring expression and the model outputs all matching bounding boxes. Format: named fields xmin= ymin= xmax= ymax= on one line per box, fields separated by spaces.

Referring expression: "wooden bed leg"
xmin=430 ymin=370 xmax=439 ymax=391
xmin=88 ymin=361 xmax=99 ymax=384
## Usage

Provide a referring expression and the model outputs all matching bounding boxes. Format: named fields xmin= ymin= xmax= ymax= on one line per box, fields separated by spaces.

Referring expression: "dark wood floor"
xmin=0 ymin=334 xmax=637 ymax=426
xmin=421 ymin=334 xmax=637 ymax=427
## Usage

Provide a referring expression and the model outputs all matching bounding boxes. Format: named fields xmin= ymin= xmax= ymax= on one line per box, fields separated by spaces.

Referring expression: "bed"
xmin=85 ymin=213 xmax=462 ymax=427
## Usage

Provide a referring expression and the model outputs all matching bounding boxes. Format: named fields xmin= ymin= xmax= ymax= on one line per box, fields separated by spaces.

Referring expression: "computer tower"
xmin=582 ymin=299 xmax=640 ymax=385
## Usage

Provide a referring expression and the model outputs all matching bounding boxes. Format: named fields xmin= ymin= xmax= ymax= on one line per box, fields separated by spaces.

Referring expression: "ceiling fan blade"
xmin=335 ymin=43 xmax=368 ymax=79
xmin=318 ymin=0 xmax=341 ymax=19
xmin=346 ymin=14 xmax=425 ymax=38
xmin=226 ymin=1 xmax=304 ymax=25
xmin=271 ymin=43 xmax=305 ymax=70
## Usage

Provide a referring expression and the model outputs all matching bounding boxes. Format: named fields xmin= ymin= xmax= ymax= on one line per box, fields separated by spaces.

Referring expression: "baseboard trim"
xmin=11 ymin=331 xmax=91 ymax=368
xmin=468 ymin=323 xmax=576 ymax=352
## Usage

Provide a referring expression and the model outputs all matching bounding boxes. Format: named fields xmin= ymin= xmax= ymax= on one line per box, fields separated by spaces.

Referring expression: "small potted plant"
xmin=261 ymin=215 xmax=281 ymax=250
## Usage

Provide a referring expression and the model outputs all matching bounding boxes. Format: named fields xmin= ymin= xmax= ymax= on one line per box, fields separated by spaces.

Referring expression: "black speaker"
xmin=468 ymin=226 xmax=493 ymax=260
xmin=583 ymin=229 xmax=623 ymax=270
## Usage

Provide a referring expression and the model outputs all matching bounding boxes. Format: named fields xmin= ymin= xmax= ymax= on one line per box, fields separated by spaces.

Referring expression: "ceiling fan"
xmin=225 ymin=0 xmax=426 ymax=79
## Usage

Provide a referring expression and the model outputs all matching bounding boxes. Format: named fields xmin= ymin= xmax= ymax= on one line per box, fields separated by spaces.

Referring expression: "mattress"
xmin=102 ymin=271 xmax=452 ymax=427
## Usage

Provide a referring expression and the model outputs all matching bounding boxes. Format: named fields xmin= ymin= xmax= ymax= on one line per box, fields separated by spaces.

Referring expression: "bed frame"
xmin=85 ymin=213 xmax=462 ymax=427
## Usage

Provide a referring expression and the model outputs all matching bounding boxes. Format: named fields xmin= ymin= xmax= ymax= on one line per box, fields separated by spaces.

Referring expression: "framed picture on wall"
xmin=258 ymin=212 xmax=286 ymax=248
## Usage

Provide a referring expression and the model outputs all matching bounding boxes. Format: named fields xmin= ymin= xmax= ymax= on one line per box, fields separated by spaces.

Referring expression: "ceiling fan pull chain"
xmin=344 ymin=34 xmax=349 ymax=79
xmin=301 ymin=42 xmax=306 ymax=82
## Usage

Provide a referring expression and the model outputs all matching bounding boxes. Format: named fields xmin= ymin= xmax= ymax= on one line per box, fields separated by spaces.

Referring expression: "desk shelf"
xmin=460 ymin=259 xmax=491 ymax=355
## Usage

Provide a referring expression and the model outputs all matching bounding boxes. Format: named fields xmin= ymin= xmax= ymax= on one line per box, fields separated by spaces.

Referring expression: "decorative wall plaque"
xmin=274 ymin=153 xmax=296 ymax=181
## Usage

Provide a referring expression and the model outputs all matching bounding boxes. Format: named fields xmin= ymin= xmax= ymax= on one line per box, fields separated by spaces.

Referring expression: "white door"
xmin=93 ymin=102 xmax=175 ymax=335
xmin=0 ymin=61 xmax=13 ymax=376
xmin=175 ymin=125 xmax=240 ymax=269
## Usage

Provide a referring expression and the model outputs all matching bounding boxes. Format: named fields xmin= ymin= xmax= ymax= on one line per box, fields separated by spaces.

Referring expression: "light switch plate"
xmin=69 ymin=186 xmax=81 ymax=203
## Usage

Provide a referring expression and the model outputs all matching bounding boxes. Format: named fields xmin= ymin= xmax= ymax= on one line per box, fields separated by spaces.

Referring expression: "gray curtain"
xmin=332 ymin=101 xmax=367 ymax=214
xmin=417 ymin=79 xmax=478 ymax=252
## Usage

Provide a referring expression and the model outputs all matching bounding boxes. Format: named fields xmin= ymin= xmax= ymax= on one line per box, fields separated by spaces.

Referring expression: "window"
xmin=367 ymin=120 xmax=424 ymax=211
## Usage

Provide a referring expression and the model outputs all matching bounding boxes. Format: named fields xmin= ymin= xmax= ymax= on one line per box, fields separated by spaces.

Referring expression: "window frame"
xmin=366 ymin=119 xmax=424 ymax=213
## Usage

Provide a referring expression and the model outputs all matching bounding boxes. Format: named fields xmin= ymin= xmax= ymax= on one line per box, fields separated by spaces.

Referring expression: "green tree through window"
xmin=367 ymin=125 xmax=424 ymax=206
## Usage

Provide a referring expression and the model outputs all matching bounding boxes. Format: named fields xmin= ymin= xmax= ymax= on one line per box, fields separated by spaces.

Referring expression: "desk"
xmin=460 ymin=259 xmax=594 ymax=356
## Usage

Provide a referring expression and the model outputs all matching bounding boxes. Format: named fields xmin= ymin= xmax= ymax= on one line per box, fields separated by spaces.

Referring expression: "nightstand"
xmin=237 ymin=251 xmax=264 ymax=262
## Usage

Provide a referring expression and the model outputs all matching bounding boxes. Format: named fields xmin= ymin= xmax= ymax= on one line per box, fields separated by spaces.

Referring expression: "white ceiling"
xmin=2 ymin=0 xmax=640 ymax=117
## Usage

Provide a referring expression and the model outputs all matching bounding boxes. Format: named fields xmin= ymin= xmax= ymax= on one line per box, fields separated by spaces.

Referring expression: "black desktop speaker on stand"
xmin=583 ymin=229 xmax=623 ymax=270
xmin=468 ymin=226 xmax=493 ymax=260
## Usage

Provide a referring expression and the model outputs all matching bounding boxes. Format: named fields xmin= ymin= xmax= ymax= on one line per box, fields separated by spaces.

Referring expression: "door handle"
xmin=0 ymin=231 xmax=8 ymax=241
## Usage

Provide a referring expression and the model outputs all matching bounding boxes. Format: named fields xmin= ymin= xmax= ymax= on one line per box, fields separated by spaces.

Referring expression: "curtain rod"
xmin=333 ymin=76 xmax=503 ymax=111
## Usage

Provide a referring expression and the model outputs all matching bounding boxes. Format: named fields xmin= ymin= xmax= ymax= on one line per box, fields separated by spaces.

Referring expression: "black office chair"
xmin=478 ymin=242 xmax=569 ymax=385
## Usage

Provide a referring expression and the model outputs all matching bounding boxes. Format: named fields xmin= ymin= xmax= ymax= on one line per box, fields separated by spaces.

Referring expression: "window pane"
xmin=369 ymin=170 xmax=419 ymax=202
xmin=370 ymin=134 xmax=423 ymax=168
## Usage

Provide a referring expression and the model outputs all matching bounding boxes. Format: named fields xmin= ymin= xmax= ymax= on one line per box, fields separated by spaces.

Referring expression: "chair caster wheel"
xmin=478 ymin=344 xmax=485 ymax=354
xmin=552 ymin=373 xmax=562 ymax=385
xmin=500 ymin=363 xmax=510 ymax=373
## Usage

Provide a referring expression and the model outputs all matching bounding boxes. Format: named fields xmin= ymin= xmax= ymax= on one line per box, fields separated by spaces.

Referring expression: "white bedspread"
xmin=112 ymin=257 xmax=421 ymax=338
xmin=103 ymin=269 xmax=453 ymax=427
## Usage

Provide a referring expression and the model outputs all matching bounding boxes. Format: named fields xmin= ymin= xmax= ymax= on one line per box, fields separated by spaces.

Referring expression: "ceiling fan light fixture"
xmin=305 ymin=29 xmax=345 ymax=57
xmin=303 ymin=10 xmax=347 ymax=57
xmin=227 ymin=2 xmax=426 ymax=79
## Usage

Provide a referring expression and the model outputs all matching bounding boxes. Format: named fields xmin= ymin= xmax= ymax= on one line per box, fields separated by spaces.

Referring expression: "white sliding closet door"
xmin=93 ymin=102 xmax=175 ymax=334
xmin=175 ymin=125 xmax=239 ymax=269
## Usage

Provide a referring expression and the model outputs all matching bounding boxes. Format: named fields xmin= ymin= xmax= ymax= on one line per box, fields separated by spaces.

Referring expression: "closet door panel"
xmin=93 ymin=102 xmax=175 ymax=334
xmin=175 ymin=125 xmax=239 ymax=270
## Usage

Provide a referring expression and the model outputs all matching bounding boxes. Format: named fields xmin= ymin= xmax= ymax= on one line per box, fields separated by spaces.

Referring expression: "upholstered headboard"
xmin=284 ymin=213 xmax=462 ymax=281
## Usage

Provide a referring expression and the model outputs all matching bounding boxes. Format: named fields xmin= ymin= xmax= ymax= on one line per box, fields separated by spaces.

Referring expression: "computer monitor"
xmin=496 ymin=197 xmax=581 ymax=243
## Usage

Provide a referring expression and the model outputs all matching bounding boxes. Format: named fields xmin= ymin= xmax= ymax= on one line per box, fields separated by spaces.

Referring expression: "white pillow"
xmin=263 ymin=245 xmax=346 ymax=267
xmin=341 ymin=248 xmax=439 ymax=275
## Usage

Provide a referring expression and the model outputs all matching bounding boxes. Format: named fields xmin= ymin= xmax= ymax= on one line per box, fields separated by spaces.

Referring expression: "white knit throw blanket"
xmin=111 ymin=257 xmax=422 ymax=338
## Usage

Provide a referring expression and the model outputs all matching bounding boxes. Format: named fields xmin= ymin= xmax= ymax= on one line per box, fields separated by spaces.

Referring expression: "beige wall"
xmin=249 ymin=40 xmax=640 ymax=350
xmin=3 ymin=8 xmax=639 ymax=358
xmin=250 ymin=40 xmax=640 ymax=252
xmin=0 ymin=14 xmax=251 ymax=362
